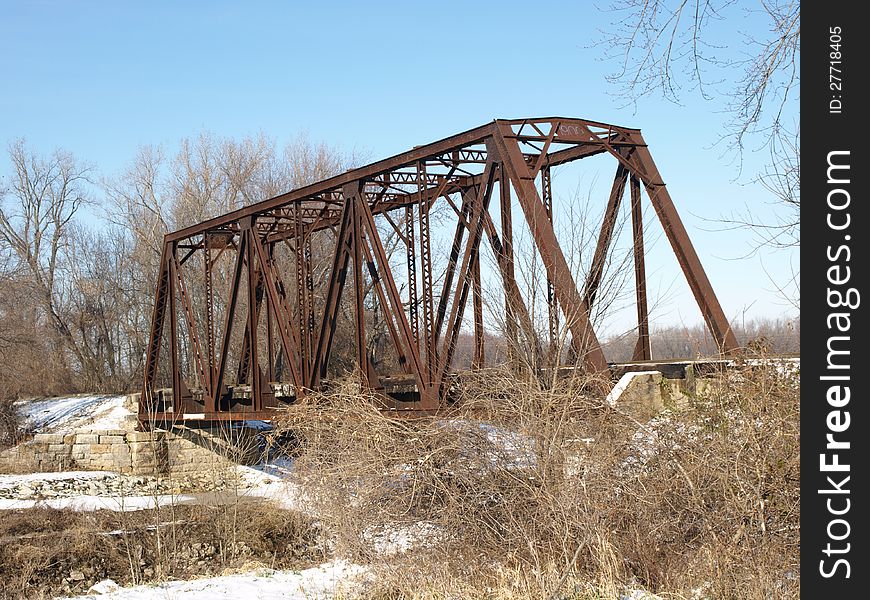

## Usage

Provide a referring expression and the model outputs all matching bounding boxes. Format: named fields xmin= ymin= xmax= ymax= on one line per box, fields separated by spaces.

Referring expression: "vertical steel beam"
xmin=294 ymin=203 xmax=308 ymax=385
xmin=498 ymin=173 xmax=519 ymax=361
xmin=244 ymin=226 xmax=262 ymax=410
xmin=349 ymin=186 xmax=370 ymax=385
xmin=236 ymin=260 xmax=263 ymax=386
xmin=541 ymin=165 xmax=559 ymax=356
xmin=630 ymin=175 xmax=651 ymax=361
xmin=405 ymin=205 xmax=419 ymax=347
xmin=303 ymin=234 xmax=314 ymax=377
xmin=471 ymin=252 xmax=484 ymax=369
xmin=168 ymin=242 xmax=181 ymax=409
xmin=265 ymin=244 xmax=275 ymax=383
xmin=204 ymin=237 xmax=216 ymax=392
xmin=417 ymin=162 xmax=435 ymax=383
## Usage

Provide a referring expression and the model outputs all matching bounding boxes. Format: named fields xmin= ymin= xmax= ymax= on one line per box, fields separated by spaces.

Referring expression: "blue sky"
xmin=1 ymin=1 xmax=798 ymax=332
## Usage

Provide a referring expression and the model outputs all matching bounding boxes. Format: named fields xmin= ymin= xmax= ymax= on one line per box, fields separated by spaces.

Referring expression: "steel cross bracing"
xmin=140 ymin=117 xmax=739 ymax=424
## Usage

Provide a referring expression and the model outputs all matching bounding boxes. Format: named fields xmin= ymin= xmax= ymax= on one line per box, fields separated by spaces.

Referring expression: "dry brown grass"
xmin=274 ymin=361 xmax=799 ymax=599
xmin=1 ymin=393 xmax=29 ymax=450
xmin=0 ymin=503 xmax=326 ymax=599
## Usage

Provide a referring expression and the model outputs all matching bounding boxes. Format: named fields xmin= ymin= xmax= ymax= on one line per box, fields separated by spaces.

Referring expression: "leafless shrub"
xmin=276 ymin=360 xmax=798 ymax=598
xmin=0 ymin=504 xmax=324 ymax=599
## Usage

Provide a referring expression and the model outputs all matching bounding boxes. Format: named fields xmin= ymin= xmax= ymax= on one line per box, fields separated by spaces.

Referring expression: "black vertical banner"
xmin=803 ymin=3 xmax=868 ymax=595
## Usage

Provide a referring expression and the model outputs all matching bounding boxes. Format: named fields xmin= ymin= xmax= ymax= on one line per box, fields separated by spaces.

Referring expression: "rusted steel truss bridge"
xmin=140 ymin=117 xmax=738 ymax=424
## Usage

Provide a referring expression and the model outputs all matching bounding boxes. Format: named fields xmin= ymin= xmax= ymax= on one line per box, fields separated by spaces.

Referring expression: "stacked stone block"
xmin=1 ymin=428 xmax=239 ymax=476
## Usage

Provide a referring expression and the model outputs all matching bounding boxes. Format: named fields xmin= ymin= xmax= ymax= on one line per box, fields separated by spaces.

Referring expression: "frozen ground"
xmin=5 ymin=394 xmax=362 ymax=598
xmin=17 ymin=393 xmax=133 ymax=433
xmin=59 ymin=561 xmax=366 ymax=600
xmin=0 ymin=465 xmax=305 ymax=513
xmin=5 ymin=392 xmax=680 ymax=599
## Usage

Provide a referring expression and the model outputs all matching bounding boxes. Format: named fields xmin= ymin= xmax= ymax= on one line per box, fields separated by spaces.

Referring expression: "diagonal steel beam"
xmin=172 ymin=252 xmax=211 ymax=398
xmin=250 ymin=230 xmax=304 ymax=389
xmin=492 ymin=124 xmax=608 ymax=373
xmin=309 ymin=196 xmax=355 ymax=386
xmin=436 ymin=157 xmax=497 ymax=388
xmin=433 ymin=188 xmax=474 ymax=345
xmin=142 ymin=244 xmax=170 ymax=404
xmin=582 ymin=162 xmax=629 ymax=309
xmin=627 ymin=135 xmax=739 ymax=353
xmin=355 ymin=184 xmax=427 ymax=400
xmin=213 ymin=233 xmax=247 ymax=411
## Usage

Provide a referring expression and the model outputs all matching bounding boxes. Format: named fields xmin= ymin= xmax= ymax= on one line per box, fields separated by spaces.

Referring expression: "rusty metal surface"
xmin=140 ymin=117 xmax=738 ymax=425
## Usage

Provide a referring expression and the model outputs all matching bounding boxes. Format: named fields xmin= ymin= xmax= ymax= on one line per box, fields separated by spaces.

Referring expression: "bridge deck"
xmin=137 ymin=358 xmax=766 ymax=425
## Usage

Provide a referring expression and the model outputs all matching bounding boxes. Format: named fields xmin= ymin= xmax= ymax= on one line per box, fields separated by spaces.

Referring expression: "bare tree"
xmin=598 ymin=0 xmax=800 ymax=260
xmin=0 ymin=139 xmax=95 ymax=378
xmin=104 ymin=131 xmax=364 ymax=388
xmin=64 ymin=226 xmax=142 ymax=390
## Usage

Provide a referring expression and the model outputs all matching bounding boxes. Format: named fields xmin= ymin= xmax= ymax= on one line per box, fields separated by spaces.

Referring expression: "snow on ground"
xmin=17 ymin=393 xmax=133 ymax=433
xmin=59 ymin=561 xmax=366 ymax=600
xmin=236 ymin=465 xmax=314 ymax=513
xmin=743 ymin=356 xmax=800 ymax=375
xmin=0 ymin=464 xmax=313 ymax=514
xmin=0 ymin=493 xmax=199 ymax=512
xmin=365 ymin=521 xmax=443 ymax=556
xmin=0 ymin=470 xmax=114 ymax=485
xmin=438 ymin=418 xmax=537 ymax=470
xmin=0 ymin=467 xmax=307 ymax=513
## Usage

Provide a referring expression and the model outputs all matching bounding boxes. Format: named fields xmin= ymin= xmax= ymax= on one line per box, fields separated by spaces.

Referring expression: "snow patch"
xmin=0 ymin=470 xmax=117 ymax=485
xmin=59 ymin=560 xmax=366 ymax=599
xmin=17 ymin=394 xmax=133 ymax=433
xmin=0 ymin=493 xmax=199 ymax=512
xmin=365 ymin=521 xmax=443 ymax=556
xmin=87 ymin=579 xmax=122 ymax=594
xmin=621 ymin=590 xmax=663 ymax=600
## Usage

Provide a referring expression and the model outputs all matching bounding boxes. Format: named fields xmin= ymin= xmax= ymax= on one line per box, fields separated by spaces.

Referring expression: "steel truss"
xmin=140 ymin=117 xmax=738 ymax=424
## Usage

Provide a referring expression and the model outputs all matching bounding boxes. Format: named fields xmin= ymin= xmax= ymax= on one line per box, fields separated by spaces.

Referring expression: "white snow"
xmin=0 ymin=466 xmax=316 ymax=514
xmin=59 ymin=561 xmax=366 ymax=600
xmin=365 ymin=521 xmax=443 ymax=556
xmin=621 ymin=590 xmax=663 ymax=600
xmin=17 ymin=393 xmax=133 ymax=433
xmin=236 ymin=465 xmax=312 ymax=513
xmin=87 ymin=579 xmax=122 ymax=595
xmin=0 ymin=470 xmax=115 ymax=484
xmin=0 ymin=466 xmax=308 ymax=513
xmin=0 ymin=493 xmax=200 ymax=512
xmin=439 ymin=418 xmax=537 ymax=470
xmin=742 ymin=356 xmax=800 ymax=375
